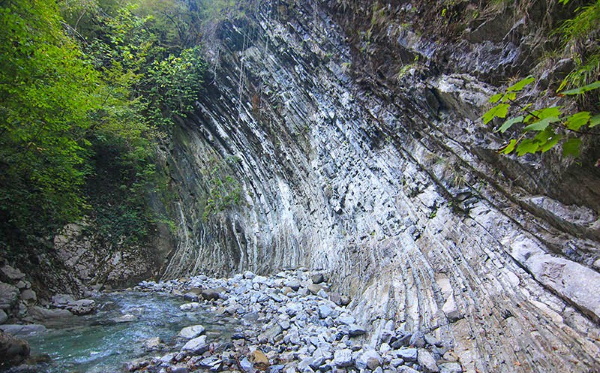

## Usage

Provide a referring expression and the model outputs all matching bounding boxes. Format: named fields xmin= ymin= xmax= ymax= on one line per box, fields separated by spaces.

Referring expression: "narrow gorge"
xmin=1 ymin=0 xmax=599 ymax=372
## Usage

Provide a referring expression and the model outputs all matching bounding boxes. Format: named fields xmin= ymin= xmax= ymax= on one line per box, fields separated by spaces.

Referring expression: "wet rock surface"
xmin=129 ymin=270 xmax=456 ymax=373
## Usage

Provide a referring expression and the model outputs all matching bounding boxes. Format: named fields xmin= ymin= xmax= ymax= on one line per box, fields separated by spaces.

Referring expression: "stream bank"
xmin=3 ymin=270 xmax=460 ymax=373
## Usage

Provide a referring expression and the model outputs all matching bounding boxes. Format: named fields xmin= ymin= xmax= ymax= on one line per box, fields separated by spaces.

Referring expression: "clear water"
xmin=13 ymin=291 xmax=239 ymax=373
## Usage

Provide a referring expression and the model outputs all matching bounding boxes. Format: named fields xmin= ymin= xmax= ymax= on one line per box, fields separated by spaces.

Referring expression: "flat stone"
xmin=318 ymin=304 xmax=334 ymax=319
xmin=333 ymin=348 xmax=353 ymax=367
xmin=181 ymin=335 xmax=208 ymax=354
xmin=51 ymin=294 xmax=75 ymax=307
xmin=179 ymin=325 xmax=206 ymax=339
xmin=239 ymin=357 xmax=254 ymax=373
xmin=311 ymin=273 xmax=325 ymax=284
xmin=0 ymin=324 xmax=46 ymax=336
xmin=27 ymin=306 xmax=73 ymax=320
xmin=0 ymin=283 xmax=19 ymax=310
xmin=409 ymin=331 xmax=426 ymax=348
xmin=183 ymin=292 xmax=199 ymax=301
xmin=307 ymin=284 xmax=323 ymax=295
xmin=200 ymin=289 xmax=220 ymax=301
xmin=198 ymin=356 xmax=223 ymax=371
xmin=395 ymin=348 xmax=418 ymax=362
xmin=114 ymin=314 xmax=137 ymax=323
xmin=66 ymin=299 xmax=95 ymax=315
xmin=348 ymin=324 xmax=367 ymax=337
xmin=180 ymin=302 xmax=201 ymax=311
xmin=258 ymin=324 xmax=283 ymax=343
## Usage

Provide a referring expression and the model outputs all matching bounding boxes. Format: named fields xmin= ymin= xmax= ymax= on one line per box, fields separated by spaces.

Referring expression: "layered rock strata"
xmin=160 ymin=1 xmax=600 ymax=372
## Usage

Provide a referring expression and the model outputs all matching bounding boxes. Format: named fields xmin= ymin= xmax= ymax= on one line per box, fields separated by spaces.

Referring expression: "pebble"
xmin=122 ymin=270 xmax=458 ymax=373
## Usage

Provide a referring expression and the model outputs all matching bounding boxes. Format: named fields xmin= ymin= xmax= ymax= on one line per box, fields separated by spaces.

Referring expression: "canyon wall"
xmin=160 ymin=1 xmax=600 ymax=371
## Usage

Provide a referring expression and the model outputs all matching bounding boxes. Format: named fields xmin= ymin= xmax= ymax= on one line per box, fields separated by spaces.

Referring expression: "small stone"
xmin=197 ymin=356 xmax=223 ymax=371
xmin=397 ymin=366 xmax=420 ymax=373
xmin=179 ymin=325 xmax=206 ymax=339
xmin=244 ymin=271 xmax=256 ymax=279
xmin=356 ymin=349 xmax=382 ymax=370
xmin=201 ymin=289 xmax=221 ymax=301
xmin=258 ymin=324 xmax=283 ymax=343
xmin=20 ymin=289 xmax=36 ymax=303
xmin=170 ymin=365 xmax=189 ymax=373
xmin=409 ymin=331 xmax=426 ymax=348
xmin=0 ymin=309 xmax=7 ymax=324
xmin=307 ymin=284 xmax=323 ymax=295
xmin=417 ymin=349 xmax=439 ymax=372
xmin=395 ymin=348 xmax=418 ymax=362
xmin=338 ymin=314 xmax=355 ymax=325
xmin=66 ymin=299 xmax=96 ymax=315
xmin=183 ymin=292 xmax=199 ymax=302
xmin=114 ymin=314 xmax=137 ymax=323
xmin=180 ymin=302 xmax=201 ymax=311
xmin=240 ymin=357 xmax=254 ymax=373
xmin=438 ymin=362 xmax=463 ymax=373
xmin=143 ymin=337 xmax=162 ymax=350
xmin=333 ymin=348 xmax=353 ymax=367
xmin=318 ymin=304 xmax=334 ymax=319
xmin=391 ymin=332 xmax=412 ymax=348
xmin=348 ymin=324 xmax=367 ymax=337
xmin=51 ymin=294 xmax=75 ymax=307
xmin=181 ymin=335 xmax=208 ymax=354
xmin=311 ymin=273 xmax=325 ymax=284
xmin=251 ymin=349 xmax=270 ymax=368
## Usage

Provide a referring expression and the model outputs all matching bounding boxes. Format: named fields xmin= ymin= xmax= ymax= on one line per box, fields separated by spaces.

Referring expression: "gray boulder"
xmin=418 ymin=348 xmax=439 ymax=372
xmin=181 ymin=335 xmax=208 ymax=354
xmin=0 ymin=324 xmax=46 ymax=336
xmin=0 ymin=265 xmax=25 ymax=281
xmin=179 ymin=325 xmax=206 ymax=339
xmin=0 ymin=310 xmax=7 ymax=324
xmin=333 ymin=348 xmax=353 ymax=367
xmin=66 ymin=299 xmax=96 ymax=315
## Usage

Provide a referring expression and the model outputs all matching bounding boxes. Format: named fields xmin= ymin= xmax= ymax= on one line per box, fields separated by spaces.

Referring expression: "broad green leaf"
xmin=523 ymin=116 xmax=560 ymax=131
xmin=497 ymin=115 xmax=524 ymax=133
xmin=535 ymin=130 xmax=562 ymax=152
xmin=561 ymin=81 xmax=600 ymax=95
xmin=483 ymin=103 xmax=510 ymax=124
xmin=499 ymin=139 xmax=518 ymax=154
xmin=589 ymin=114 xmax=600 ymax=128
xmin=565 ymin=111 xmax=591 ymax=131
xmin=516 ymin=139 xmax=540 ymax=156
xmin=562 ymin=137 xmax=582 ymax=157
xmin=489 ymin=93 xmax=503 ymax=103
xmin=525 ymin=106 xmax=561 ymax=122
xmin=501 ymin=92 xmax=517 ymax=102
xmin=507 ymin=76 xmax=535 ymax=92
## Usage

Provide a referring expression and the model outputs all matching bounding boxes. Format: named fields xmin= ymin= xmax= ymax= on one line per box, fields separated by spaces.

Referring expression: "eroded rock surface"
xmin=158 ymin=1 xmax=600 ymax=372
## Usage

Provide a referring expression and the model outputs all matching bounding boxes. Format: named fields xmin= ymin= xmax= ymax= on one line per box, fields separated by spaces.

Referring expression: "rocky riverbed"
xmin=124 ymin=269 xmax=462 ymax=373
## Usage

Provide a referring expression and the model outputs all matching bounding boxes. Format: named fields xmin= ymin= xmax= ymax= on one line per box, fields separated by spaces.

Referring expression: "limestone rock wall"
xmin=161 ymin=1 xmax=600 ymax=371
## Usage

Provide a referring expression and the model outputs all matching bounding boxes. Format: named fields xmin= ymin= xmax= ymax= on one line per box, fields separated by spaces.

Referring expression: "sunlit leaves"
xmin=484 ymin=77 xmax=599 ymax=158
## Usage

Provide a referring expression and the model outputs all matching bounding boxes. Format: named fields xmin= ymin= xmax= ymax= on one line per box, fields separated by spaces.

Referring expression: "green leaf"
xmin=562 ymin=138 xmax=582 ymax=157
xmin=565 ymin=111 xmax=591 ymax=131
xmin=483 ymin=103 xmax=510 ymax=124
xmin=589 ymin=114 xmax=600 ymax=128
xmin=489 ymin=93 xmax=503 ymax=103
xmin=561 ymin=81 xmax=600 ymax=95
xmin=500 ymin=92 xmax=517 ymax=102
xmin=523 ymin=116 xmax=560 ymax=131
xmin=506 ymin=76 xmax=535 ymax=92
xmin=535 ymin=130 xmax=562 ymax=152
xmin=497 ymin=115 xmax=524 ymax=133
xmin=499 ymin=139 xmax=518 ymax=154
xmin=516 ymin=139 xmax=540 ymax=156
xmin=525 ymin=106 xmax=561 ymax=122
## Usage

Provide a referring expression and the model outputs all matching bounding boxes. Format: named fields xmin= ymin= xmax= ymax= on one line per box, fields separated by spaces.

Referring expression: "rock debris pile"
xmin=129 ymin=270 xmax=462 ymax=373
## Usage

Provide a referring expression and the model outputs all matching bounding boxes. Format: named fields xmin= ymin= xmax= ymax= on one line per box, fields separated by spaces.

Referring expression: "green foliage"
xmin=202 ymin=162 xmax=243 ymax=221
xmin=484 ymin=76 xmax=600 ymax=158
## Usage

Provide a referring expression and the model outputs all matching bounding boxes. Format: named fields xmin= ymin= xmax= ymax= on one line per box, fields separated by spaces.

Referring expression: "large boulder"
xmin=0 ymin=330 xmax=30 ymax=368
xmin=65 ymin=299 xmax=96 ymax=315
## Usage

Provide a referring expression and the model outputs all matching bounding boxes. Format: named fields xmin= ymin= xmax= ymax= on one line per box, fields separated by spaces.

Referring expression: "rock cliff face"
xmin=161 ymin=1 xmax=600 ymax=371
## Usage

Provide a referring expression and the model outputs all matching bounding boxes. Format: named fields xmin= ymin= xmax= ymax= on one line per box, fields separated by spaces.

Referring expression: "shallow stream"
xmin=18 ymin=291 xmax=239 ymax=373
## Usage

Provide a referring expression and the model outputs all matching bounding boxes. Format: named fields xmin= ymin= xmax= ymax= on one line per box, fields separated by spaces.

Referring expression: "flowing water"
xmin=16 ymin=291 xmax=240 ymax=373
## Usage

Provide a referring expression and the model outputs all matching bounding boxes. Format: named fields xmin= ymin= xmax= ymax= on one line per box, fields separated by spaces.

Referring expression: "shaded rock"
xmin=284 ymin=280 xmax=300 ymax=291
xmin=183 ymin=292 xmax=199 ymax=302
xmin=311 ymin=273 xmax=325 ymax=284
xmin=348 ymin=324 xmax=367 ymax=337
xmin=356 ymin=349 xmax=382 ymax=370
xmin=201 ymin=289 xmax=221 ymax=301
xmin=307 ymin=284 xmax=323 ymax=295
xmin=27 ymin=306 xmax=73 ymax=321
xmin=179 ymin=325 xmax=206 ymax=339
xmin=239 ymin=357 xmax=254 ymax=373
xmin=391 ymin=332 xmax=412 ymax=348
xmin=244 ymin=271 xmax=256 ymax=280
xmin=439 ymin=362 xmax=463 ymax=373
xmin=50 ymin=294 xmax=75 ymax=308
xmin=20 ymin=289 xmax=36 ymax=304
xmin=0 ymin=324 xmax=46 ymax=336
xmin=143 ymin=337 xmax=162 ymax=350
xmin=170 ymin=365 xmax=189 ymax=373
xmin=418 ymin=348 xmax=439 ymax=372
xmin=318 ymin=304 xmax=334 ymax=319
xmin=395 ymin=348 xmax=418 ymax=362
xmin=197 ymin=356 xmax=223 ymax=371
xmin=0 ymin=331 xmax=30 ymax=368
xmin=181 ymin=335 xmax=208 ymax=354
xmin=258 ymin=324 xmax=283 ymax=343
xmin=333 ymin=348 xmax=353 ymax=367
xmin=0 ymin=310 xmax=7 ymax=324
xmin=409 ymin=331 xmax=426 ymax=348
xmin=0 ymin=283 xmax=19 ymax=310
xmin=0 ymin=265 xmax=25 ymax=282
xmin=65 ymin=299 xmax=96 ymax=315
